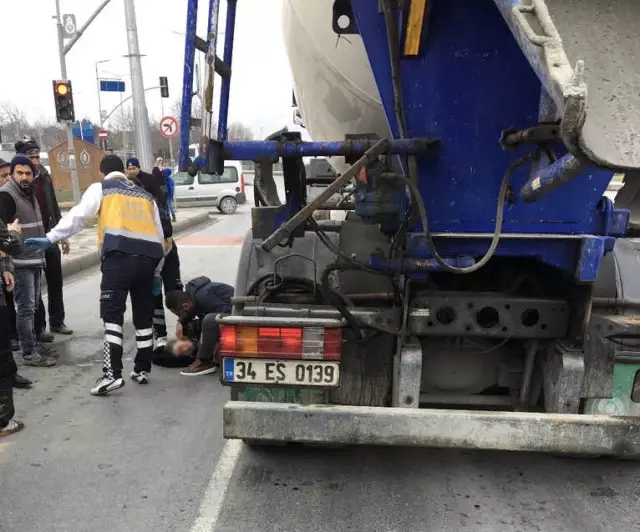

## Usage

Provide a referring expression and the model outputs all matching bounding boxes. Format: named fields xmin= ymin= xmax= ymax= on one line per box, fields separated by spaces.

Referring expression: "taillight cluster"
xmin=220 ymin=325 xmax=341 ymax=360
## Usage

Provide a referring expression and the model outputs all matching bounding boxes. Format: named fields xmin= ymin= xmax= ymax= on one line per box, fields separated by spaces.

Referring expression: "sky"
xmin=0 ymin=0 xmax=303 ymax=138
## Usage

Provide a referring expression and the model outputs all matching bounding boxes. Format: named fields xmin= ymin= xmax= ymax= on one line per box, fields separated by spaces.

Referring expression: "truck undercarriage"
xmin=179 ymin=0 xmax=640 ymax=456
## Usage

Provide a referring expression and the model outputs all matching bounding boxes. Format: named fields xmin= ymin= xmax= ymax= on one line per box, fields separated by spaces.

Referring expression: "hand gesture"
xmin=61 ymin=240 xmax=70 ymax=255
xmin=8 ymin=218 xmax=21 ymax=234
xmin=2 ymin=271 xmax=15 ymax=292
xmin=23 ymin=237 xmax=52 ymax=251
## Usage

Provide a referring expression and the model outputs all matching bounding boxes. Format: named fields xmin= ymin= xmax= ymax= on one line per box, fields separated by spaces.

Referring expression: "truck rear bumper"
xmin=223 ymin=401 xmax=640 ymax=457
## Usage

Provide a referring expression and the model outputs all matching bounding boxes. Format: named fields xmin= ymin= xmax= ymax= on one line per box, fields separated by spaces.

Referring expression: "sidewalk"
xmin=58 ymin=206 xmax=215 ymax=277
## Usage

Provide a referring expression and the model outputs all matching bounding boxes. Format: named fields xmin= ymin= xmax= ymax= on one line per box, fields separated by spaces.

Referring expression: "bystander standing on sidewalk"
xmin=0 ymin=216 xmax=27 ymax=437
xmin=15 ymin=139 xmax=73 ymax=340
xmin=0 ymin=159 xmax=31 ymax=389
xmin=164 ymin=168 xmax=176 ymax=221
xmin=0 ymin=159 xmax=19 ymax=351
xmin=0 ymin=155 xmax=56 ymax=367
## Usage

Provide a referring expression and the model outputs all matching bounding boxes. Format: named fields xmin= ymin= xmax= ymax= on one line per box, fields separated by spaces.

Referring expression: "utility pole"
xmin=124 ymin=0 xmax=153 ymax=172
xmin=54 ymin=0 xmax=112 ymax=204
xmin=55 ymin=0 xmax=81 ymax=204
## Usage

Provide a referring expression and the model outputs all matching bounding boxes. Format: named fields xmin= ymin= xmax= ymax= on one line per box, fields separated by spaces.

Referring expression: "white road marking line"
xmin=190 ymin=439 xmax=243 ymax=532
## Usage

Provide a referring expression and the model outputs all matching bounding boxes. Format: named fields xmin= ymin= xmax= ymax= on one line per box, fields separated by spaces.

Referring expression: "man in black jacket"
xmin=126 ymin=156 xmax=182 ymax=353
xmin=0 ymin=216 xmax=26 ymax=437
xmin=15 ymin=139 xmax=73 ymax=339
xmin=165 ymin=276 xmax=234 ymax=376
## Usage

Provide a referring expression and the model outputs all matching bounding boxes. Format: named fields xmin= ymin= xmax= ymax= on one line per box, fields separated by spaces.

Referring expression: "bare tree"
xmin=0 ymin=101 xmax=29 ymax=144
xmin=228 ymin=122 xmax=255 ymax=141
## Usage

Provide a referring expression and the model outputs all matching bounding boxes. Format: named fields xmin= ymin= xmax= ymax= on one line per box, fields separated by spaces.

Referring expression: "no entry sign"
xmin=160 ymin=116 xmax=179 ymax=139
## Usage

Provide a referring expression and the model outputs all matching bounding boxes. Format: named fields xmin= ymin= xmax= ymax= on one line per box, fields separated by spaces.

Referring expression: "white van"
xmin=173 ymin=160 xmax=246 ymax=214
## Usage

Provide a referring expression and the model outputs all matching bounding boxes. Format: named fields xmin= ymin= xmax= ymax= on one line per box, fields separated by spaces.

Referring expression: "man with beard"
xmin=15 ymin=139 xmax=73 ymax=340
xmin=0 ymin=160 xmax=31 ymax=389
xmin=0 ymin=156 xmax=56 ymax=367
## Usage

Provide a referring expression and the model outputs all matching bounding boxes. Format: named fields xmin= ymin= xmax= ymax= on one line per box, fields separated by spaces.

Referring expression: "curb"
xmin=60 ymin=212 xmax=214 ymax=278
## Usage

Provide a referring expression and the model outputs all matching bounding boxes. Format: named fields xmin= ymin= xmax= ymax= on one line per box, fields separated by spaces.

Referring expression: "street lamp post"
xmin=95 ymin=59 xmax=111 ymax=137
xmin=123 ymin=0 xmax=153 ymax=171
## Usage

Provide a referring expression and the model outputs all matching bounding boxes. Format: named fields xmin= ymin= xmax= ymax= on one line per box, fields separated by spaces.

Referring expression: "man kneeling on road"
xmin=25 ymin=155 xmax=165 ymax=396
xmin=164 ymin=276 xmax=234 ymax=376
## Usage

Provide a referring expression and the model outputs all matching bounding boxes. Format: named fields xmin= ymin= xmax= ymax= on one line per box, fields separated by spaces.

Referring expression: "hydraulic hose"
xmin=384 ymin=154 xmax=532 ymax=274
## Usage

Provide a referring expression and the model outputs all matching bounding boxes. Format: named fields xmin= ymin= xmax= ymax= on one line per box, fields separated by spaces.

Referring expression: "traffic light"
xmin=159 ymin=76 xmax=169 ymax=98
xmin=53 ymin=80 xmax=75 ymax=123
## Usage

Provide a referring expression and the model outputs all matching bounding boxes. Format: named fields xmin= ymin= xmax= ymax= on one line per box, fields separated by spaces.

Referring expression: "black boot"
xmin=13 ymin=373 xmax=32 ymax=389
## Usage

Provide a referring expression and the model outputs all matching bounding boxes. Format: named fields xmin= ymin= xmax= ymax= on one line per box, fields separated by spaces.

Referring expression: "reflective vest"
xmin=97 ymin=178 xmax=164 ymax=260
xmin=0 ymin=179 xmax=45 ymax=268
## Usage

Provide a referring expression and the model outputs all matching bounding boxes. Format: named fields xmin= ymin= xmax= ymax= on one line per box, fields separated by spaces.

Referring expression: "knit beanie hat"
xmin=10 ymin=155 xmax=36 ymax=176
xmin=15 ymin=138 xmax=40 ymax=155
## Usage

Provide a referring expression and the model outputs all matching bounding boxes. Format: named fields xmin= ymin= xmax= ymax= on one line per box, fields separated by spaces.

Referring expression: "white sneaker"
xmin=130 ymin=371 xmax=149 ymax=384
xmin=155 ymin=337 xmax=168 ymax=349
xmin=90 ymin=376 xmax=125 ymax=396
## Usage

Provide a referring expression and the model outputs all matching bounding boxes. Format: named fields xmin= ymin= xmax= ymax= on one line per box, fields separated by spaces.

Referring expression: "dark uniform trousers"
xmin=0 ymin=306 xmax=16 ymax=428
xmin=100 ymin=251 xmax=158 ymax=379
xmin=35 ymin=245 xmax=65 ymax=331
xmin=152 ymin=242 xmax=182 ymax=339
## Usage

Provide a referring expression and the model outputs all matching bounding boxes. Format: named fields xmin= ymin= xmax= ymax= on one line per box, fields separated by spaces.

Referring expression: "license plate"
xmin=222 ymin=358 xmax=340 ymax=387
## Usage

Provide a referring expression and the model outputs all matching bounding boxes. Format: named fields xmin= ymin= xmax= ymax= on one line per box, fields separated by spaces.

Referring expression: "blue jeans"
xmin=14 ymin=268 xmax=42 ymax=356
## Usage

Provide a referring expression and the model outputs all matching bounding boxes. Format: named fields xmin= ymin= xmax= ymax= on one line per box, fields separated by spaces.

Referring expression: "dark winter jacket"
xmin=185 ymin=276 xmax=234 ymax=319
xmin=34 ymin=165 xmax=62 ymax=232
xmin=137 ymin=170 xmax=173 ymax=238
xmin=0 ymin=219 xmax=21 ymax=307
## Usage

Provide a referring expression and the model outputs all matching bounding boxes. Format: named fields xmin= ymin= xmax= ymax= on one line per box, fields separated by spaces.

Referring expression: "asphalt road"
xmin=1 ymin=196 xmax=640 ymax=532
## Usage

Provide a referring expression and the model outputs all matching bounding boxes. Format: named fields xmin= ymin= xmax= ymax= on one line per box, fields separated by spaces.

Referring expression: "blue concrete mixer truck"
xmin=177 ymin=0 xmax=640 ymax=456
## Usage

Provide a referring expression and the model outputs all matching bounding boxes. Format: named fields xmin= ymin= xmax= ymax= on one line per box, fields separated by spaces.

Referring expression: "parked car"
xmin=173 ymin=160 xmax=246 ymax=214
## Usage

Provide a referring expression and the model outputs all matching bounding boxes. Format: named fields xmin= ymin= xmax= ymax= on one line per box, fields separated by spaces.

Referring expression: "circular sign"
xmin=160 ymin=116 xmax=179 ymax=139
xmin=98 ymin=129 xmax=108 ymax=140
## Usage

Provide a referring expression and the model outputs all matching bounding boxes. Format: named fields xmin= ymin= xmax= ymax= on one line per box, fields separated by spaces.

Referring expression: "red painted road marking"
xmin=177 ymin=235 xmax=244 ymax=247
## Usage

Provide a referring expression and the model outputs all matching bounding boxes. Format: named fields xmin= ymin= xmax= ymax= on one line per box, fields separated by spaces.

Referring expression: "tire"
xmin=218 ymin=196 xmax=237 ymax=214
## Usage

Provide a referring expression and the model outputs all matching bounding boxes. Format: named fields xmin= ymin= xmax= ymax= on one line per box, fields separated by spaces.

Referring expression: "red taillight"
xmin=323 ymin=328 xmax=341 ymax=360
xmin=240 ymin=173 xmax=245 ymax=193
xmin=220 ymin=325 xmax=341 ymax=360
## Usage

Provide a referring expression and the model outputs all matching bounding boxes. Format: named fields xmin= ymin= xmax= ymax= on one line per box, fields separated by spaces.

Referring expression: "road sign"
xmin=160 ymin=116 xmax=179 ymax=139
xmin=62 ymin=14 xmax=77 ymax=38
xmin=98 ymin=130 xmax=108 ymax=140
xmin=99 ymin=80 xmax=126 ymax=93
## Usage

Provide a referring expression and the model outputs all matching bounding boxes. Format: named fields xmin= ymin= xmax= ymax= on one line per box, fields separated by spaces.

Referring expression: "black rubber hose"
xmin=383 ymin=154 xmax=532 ymax=274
